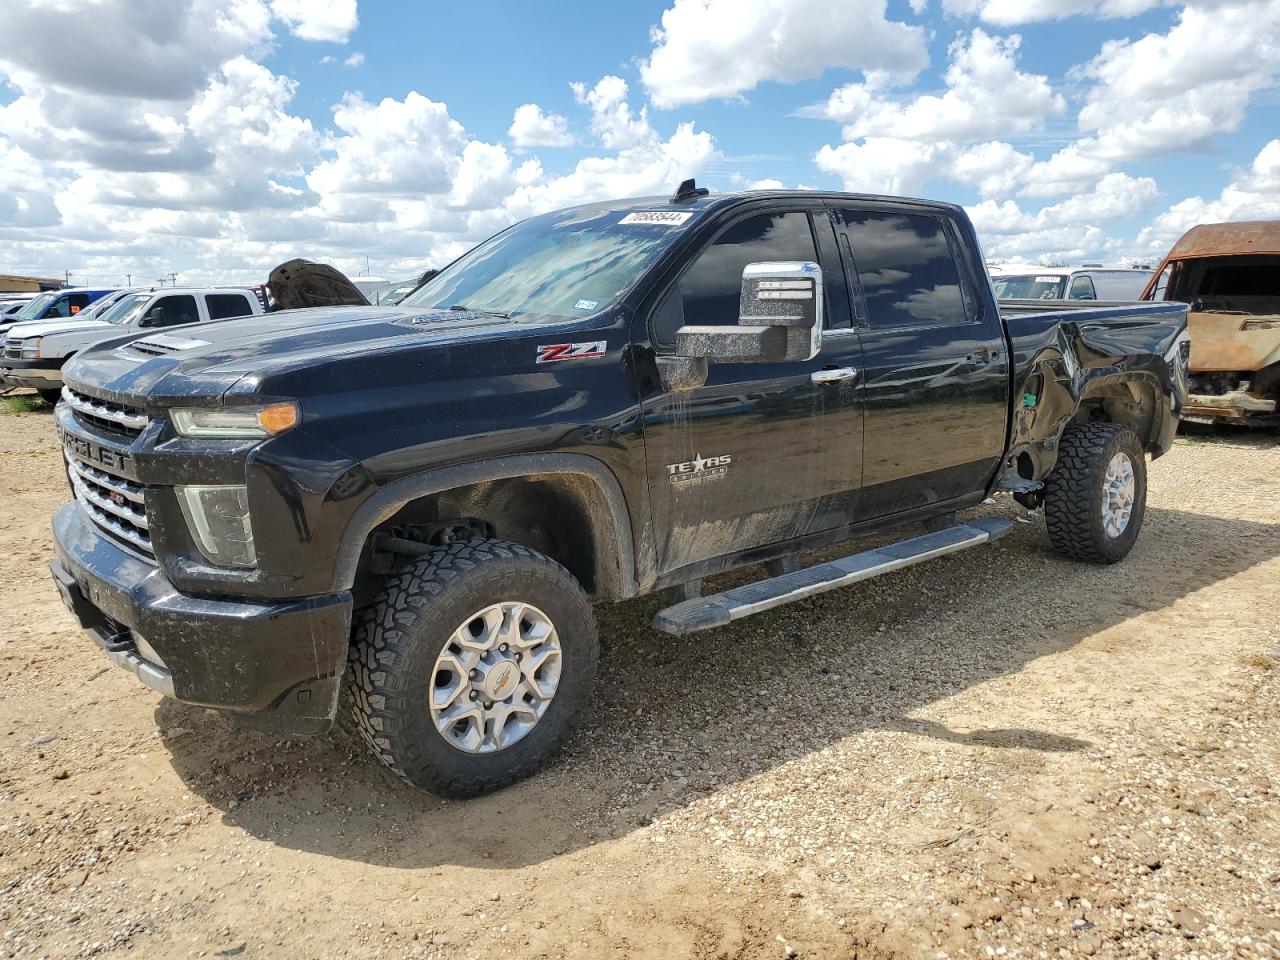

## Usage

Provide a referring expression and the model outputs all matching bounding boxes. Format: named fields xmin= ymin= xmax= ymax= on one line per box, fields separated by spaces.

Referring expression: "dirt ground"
xmin=1 ymin=402 xmax=1278 ymax=960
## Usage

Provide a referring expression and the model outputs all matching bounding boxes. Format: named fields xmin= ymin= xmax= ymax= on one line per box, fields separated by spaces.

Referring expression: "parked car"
xmin=374 ymin=278 xmax=424 ymax=305
xmin=49 ymin=184 xmax=1188 ymax=797
xmin=3 ymin=287 xmax=119 ymax=326
xmin=990 ymin=266 xmax=1154 ymax=302
xmin=0 ymin=295 xmax=36 ymax=318
xmin=1142 ymin=220 xmax=1280 ymax=427
xmin=1 ymin=287 xmax=261 ymax=403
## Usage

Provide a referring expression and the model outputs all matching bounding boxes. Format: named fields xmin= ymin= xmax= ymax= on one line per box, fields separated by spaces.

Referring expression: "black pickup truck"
xmin=49 ymin=184 xmax=1189 ymax=796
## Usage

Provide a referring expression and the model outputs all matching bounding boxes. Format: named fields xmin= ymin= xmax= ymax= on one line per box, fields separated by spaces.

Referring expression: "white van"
xmin=989 ymin=265 xmax=1154 ymax=302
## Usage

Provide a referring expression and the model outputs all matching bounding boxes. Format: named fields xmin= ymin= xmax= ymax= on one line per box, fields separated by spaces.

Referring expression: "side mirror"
xmin=140 ymin=306 xmax=166 ymax=328
xmin=674 ymin=261 xmax=822 ymax=364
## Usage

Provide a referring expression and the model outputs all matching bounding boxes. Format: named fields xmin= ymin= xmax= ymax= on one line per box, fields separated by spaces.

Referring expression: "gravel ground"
xmin=1 ymin=401 xmax=1278 ymax=960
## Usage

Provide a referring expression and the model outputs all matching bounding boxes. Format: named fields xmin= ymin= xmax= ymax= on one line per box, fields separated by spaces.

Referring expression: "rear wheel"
xmin=349 ymin=539 xmax=599 ymax=797
xmin=1044 ymin=422 xmax=1147 ymax=564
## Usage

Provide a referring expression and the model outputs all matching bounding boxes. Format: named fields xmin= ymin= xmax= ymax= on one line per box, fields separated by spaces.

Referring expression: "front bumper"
xmin=51 ymin=501 xmax=353 ymax=734
xmin=0 ymin=358 xmax=64 ymax=389
xmin=1184 ymin=390 xmax=1278 ymax=425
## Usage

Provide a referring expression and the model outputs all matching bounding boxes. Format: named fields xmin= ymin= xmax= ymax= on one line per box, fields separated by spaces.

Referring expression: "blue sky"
xmin=1 ymin=0 xmax=1278 ymax=285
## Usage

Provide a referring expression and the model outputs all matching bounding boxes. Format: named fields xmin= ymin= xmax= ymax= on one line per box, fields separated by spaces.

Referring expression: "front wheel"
xmin=37 ymin=388 xmax=62 ymax=405
xmin=349 ymin=539 xmax=599 ymax=797
xmin=1044 ymin=422 xmax=1147 ymax=564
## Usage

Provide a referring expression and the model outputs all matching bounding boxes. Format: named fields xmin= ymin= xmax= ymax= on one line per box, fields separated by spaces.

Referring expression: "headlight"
xmin=176 ymin=485 xmax=256 ymax=567
xmin=169 ymin=402 xmax=298 ymax=439
xmin=21 ymin=337 xmax=41 ymax=359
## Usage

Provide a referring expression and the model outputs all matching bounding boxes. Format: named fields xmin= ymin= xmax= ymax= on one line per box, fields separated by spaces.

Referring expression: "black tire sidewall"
xmin=1090 ymin=428 xmax=1146 ymax=561
xmin=360 ymin=546 xmax=598 ymax=795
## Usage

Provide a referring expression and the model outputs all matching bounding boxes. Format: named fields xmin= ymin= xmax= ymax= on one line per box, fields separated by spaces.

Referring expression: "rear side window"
xmin=206 ymin=293 xmax=253 ymax=320
xmin=841 ymin=210 xmax=969 ymax=327
xmin=1092 ymin=272 xmax=1150 ymax=300
xmin=151 ymin=295 xmax=200 ymax=326
xmin=1068 ymin=275 xmax=1097 ymax=300
xmin=47 ymin=294 xmax=92 ymax=318
xmin=653 ymin=211 xmax=818 ymax=347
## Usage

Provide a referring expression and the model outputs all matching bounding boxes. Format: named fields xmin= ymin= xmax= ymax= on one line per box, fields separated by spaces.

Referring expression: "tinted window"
xmin=1092 ymin=272 xmax=1151 ymax=300
xmin=843 ymin=211 xmax=969 ymax=327
xmin=151 ymin=295 xmax=199 ymax=326
xmin=206 ymin=293 xmax=253 ymax=320
xmin=1068 ymin=275 xmax=1097 ymax=300
xmin=654 ymin=211 xmax=817 ymax=346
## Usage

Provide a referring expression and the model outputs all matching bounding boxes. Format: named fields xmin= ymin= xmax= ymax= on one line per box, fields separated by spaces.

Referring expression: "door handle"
xmin=811 ymin=366 xmax=859 ymax=384
xmin=968 ymin=346 xmax=991 ymax=366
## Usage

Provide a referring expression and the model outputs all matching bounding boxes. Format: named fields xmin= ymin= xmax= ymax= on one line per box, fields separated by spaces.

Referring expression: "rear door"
xmin=637 ymin=203 xmax=864 ymax=575
xmin=833 ymin=205 xmax=1009 ymax=521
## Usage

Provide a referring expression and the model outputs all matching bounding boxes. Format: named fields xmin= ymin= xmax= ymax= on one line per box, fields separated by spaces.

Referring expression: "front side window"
xmin=401 ymin=205 xmax=695 ymax=321
xmin=652 ymin=211 xmax=818 ymax=346
xmin=150 ymin=295 xmax=199 ymax=326
xmin=1068 ymin=275 xmax=1097 ymax=300
xmin=206 ymin=294 xmax=253 ymax=320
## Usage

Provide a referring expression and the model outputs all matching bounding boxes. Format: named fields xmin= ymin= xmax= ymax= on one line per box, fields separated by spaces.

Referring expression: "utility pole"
xmin=168 ymin=272 xmax=178 ymax=287
xmin=126 ymin=273 xmax=131 ymax=286
xmin=64 ymin=269 xmax=70 ymax=286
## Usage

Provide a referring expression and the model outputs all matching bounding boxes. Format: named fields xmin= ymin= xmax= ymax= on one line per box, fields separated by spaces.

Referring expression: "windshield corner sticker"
xmin=619 ymin=211 xmax=693 ymax=226
xmin=573 ymin=299 xmax=600 ymax=311
xmin=666 ymin=453 xmax=731 ymax=486
xmin=536 ymin=341 xmax=607 ymax=363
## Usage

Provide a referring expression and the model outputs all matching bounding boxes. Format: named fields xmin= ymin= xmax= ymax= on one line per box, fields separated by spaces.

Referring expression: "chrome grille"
xmin=66 ymin=453 xmax=153 ymax=557
xmin=4 ymin=340 xmax=24 ymax=359
xmin=61 ymin=387 xmax=149 ymax=439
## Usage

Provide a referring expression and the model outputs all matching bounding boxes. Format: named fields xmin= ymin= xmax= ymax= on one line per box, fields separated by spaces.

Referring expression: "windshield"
xmin=378 ymin=281 xmax=420 ymax=305
xmin=991 ymin=275 xmax=1067 ymax=300
xmin=400 ymin=206 xmax=695 ymax=319
xmin=101 ymin=293 xmax=152 ymax=325
xmin=13 ymin=292 xmax=56 ymax=320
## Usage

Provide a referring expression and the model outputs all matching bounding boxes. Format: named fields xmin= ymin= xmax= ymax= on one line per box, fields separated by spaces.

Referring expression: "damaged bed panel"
xmin=1000 ymin=301 xmax=1189 ymax=486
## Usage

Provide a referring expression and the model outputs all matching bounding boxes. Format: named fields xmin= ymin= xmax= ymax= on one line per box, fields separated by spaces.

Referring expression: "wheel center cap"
xmin=483 ymin=659 xmax=519 ymax=701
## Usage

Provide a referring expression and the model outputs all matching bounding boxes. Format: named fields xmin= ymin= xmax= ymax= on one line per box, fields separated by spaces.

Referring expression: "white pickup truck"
xmin=1 ymin=287 xmax=263 ymax=402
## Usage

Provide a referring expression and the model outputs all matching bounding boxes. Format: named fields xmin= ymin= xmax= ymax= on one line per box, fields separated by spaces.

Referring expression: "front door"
xmin=637 ymin=207 xmax=864 ymax=576
xmin=833 ymin=205 xmax=1010 ymax=521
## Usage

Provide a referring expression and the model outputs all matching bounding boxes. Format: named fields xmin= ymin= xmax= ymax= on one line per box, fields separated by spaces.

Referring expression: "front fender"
xmin=331 ymin=452 xmax=640 ymax=598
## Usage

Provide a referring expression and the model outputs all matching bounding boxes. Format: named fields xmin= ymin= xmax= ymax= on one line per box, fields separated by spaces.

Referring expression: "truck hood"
xmin=64 ymin=305 xmax=559 ymax=402
xmin=4 ymin=318 xmax=111 ymax=341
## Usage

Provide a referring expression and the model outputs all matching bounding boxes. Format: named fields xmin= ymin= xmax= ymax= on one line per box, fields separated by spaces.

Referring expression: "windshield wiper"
xmin=449 ymin=304 xmax=510 ymax=319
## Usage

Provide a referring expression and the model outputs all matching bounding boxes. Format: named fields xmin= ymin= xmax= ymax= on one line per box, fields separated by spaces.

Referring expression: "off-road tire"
xmin=349 ymin=539 xmax=599 ymax=797
xmin=37 ymin=388 xmax=61 ymax=405
xmin=1044 ymin=422 xmax=1147 ymax=564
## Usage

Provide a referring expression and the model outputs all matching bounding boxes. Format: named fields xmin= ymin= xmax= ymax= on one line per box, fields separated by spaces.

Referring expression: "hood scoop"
xmin=119 ymin=333 xmax=212 ymax=359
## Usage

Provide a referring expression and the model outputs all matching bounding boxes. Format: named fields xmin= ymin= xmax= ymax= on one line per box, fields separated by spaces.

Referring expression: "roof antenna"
xmin=670 ymin=178 xmax=709 ymax=204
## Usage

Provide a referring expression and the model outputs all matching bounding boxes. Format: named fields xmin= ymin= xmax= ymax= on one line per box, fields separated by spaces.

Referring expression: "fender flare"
xmin=331 ymin=452 xmax=638 ymax=598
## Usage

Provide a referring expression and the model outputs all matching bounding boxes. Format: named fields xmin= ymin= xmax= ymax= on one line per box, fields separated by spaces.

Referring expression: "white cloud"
xmin=344 ymin=51 xmax=365 ymax=68
xmin=817 ymin=30 xmax=1064 ymax=143
xmin=816 ymin=138 xmax=957 ymax=195
xmin=1135 ymin=139 xmax=1280 ymax=256
xmin=640 ymin=0 xmax=929 ymax=108
xmin=0 ymin=0 xmax=272 ymax=100
xmin=942 ymin=0 xmax=1164 ymax=27
xmin=508 ymin=104 xmax=574 ymax=148
xmin=269 ymin=0 xmax=358 ymax=42
xmin=571 ymin=76 xmax=655 ymax=149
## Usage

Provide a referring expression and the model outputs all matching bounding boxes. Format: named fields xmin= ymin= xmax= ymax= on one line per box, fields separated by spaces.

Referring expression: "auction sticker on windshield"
xmin=619 ymin=211 xmax=693 ymax=226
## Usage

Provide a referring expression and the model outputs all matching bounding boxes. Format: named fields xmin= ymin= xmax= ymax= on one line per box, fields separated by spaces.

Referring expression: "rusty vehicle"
xmin=1142 ymin=220 xmax=1280 ymax=427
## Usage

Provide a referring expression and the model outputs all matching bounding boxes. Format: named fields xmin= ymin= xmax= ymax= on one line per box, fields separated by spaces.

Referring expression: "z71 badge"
xmin=536 ymin=341 xmax=606 ymax=363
